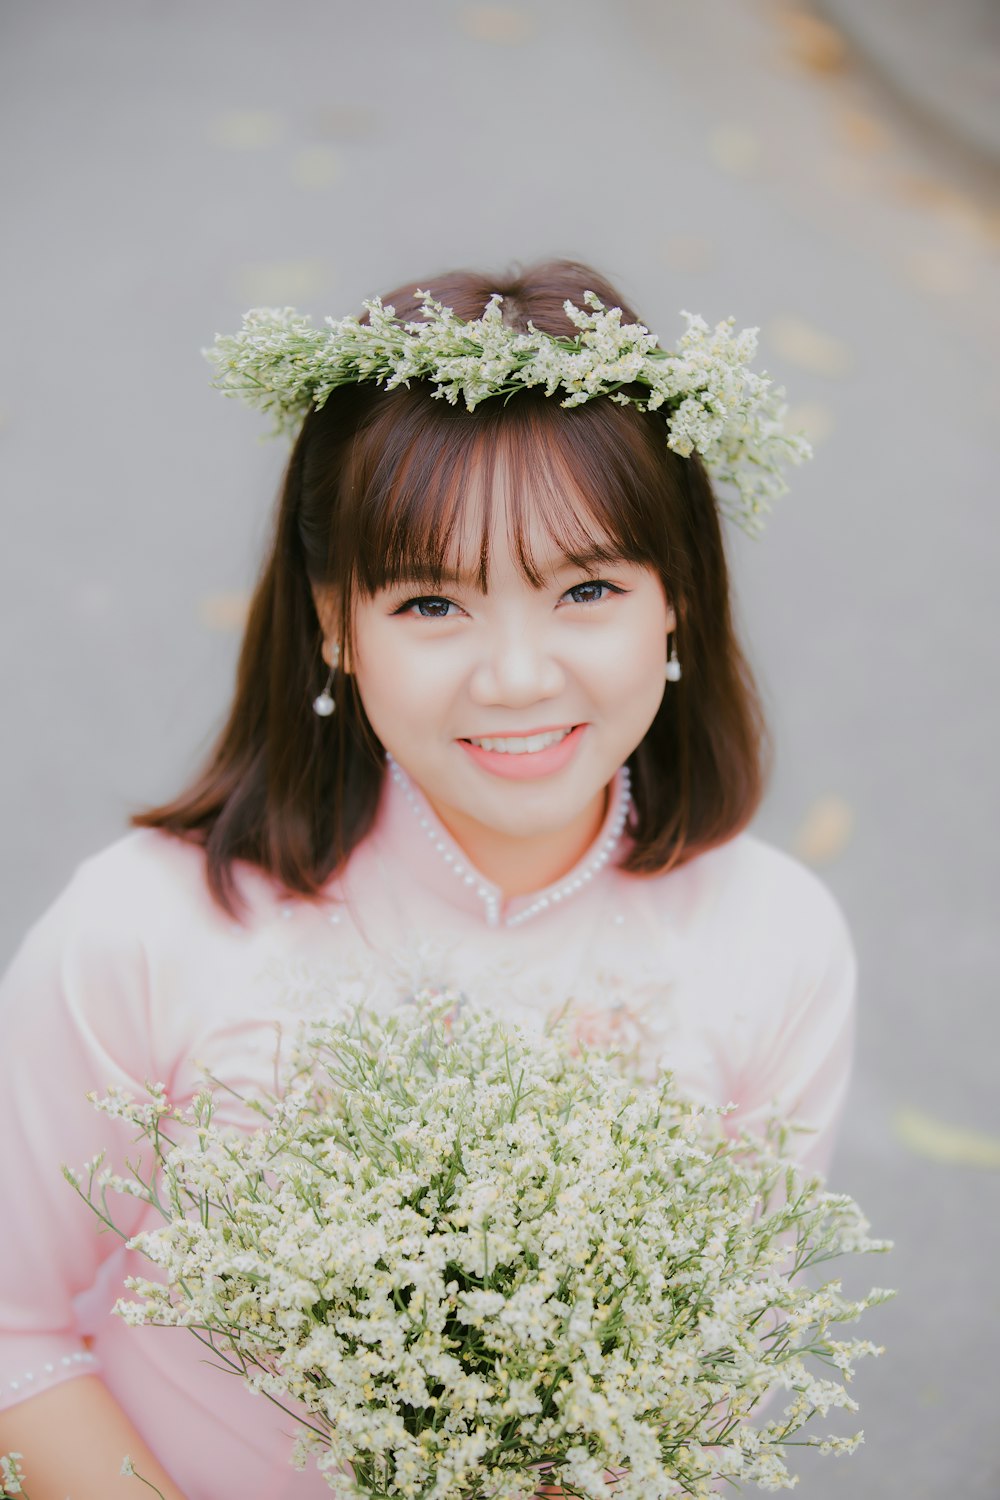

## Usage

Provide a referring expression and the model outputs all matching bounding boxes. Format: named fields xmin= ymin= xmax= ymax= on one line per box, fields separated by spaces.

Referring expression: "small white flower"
xmin=205 ymin=291 xmax=812 ymax=534
xmin=0 ymin=1453 xmax=26 ymax=1495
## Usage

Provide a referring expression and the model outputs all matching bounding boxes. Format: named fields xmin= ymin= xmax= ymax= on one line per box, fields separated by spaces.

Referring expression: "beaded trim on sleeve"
xmin=387 ymin=755 xmax=632 ymax=929
xmin=7 ymin=1348 xmax=97 ymax=1395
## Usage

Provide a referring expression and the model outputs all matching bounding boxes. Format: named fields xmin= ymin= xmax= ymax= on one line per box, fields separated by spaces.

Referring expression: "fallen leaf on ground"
xmin=782 ymin=400 xmax=835 ymax=445
xmin=229 ymin=259 xmax=332 ymax=304
xmin=458 ymin=4 xmax=534 ymax=43
xmin=199 ymin=592 xmax=251 ymax=631
xmin=310 ymin=104 xmax=379 ymax=141
xmin=837 ymin=108 xmax=891 ymax=154
xmin=209 ymin=110 xmax=285 ymax=150
xmin=708 ymin=125 xmax=761 ymax=175
xmin=767 ymin=315 xmax=853 ymax=378
xmin=775 ymin=9 xmax=848 ymax=73
xmin=791 ymin=796 xmax=855 ymax=865
xmin=661 ymin=236 xmax=716 ymax=274
xmin=895 ymin=176 xmax=983 ymax=236
xmin=292 ymin=146 xmax=341 ymax=190
xmin=903 ymin=248 xmax=969 ymax=298
xmin=893 ymin=1107 xmax=1000 ymax=1169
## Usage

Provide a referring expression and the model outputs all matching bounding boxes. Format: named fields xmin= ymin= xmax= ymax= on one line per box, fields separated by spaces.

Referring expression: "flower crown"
xmin=206 ymin=289 xmax=812 ymax=535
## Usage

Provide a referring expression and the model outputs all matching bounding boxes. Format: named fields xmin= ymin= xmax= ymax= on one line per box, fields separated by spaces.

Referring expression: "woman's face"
xmin=340 ymin=481 xmax=675 ymax=869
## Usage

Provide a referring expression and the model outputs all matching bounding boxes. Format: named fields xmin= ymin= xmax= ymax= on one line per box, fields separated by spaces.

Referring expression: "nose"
xmin=468 ymin=622 xmax=566 ymax=708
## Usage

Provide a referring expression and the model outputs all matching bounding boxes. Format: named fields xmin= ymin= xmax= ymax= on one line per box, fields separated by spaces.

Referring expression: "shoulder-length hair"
xmin=133 ymin=259 xmax=771 ymax=917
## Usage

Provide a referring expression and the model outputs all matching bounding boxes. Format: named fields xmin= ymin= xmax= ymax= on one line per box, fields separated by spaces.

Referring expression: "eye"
xmin=395 ymin=595 xmax=460 ymax=619
xmin=563 ymin=579 xmax=624 ymax=606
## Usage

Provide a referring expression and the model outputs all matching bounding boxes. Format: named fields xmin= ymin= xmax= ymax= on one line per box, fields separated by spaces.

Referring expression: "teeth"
xmin=469 ymin=728 xmax=573 ymax=755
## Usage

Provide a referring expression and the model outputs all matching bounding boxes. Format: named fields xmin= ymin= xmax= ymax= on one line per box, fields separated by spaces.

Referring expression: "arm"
xmin=0 ymin=860 xmax=185 ymax=1495
xmin=725 ymin=862 xmax=858 ymax=1182
xmin=0 ymin=1378 xmax=187 ymax=1500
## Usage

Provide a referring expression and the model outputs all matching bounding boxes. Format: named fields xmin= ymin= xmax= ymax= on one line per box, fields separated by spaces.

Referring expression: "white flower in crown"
xmin=205 ymin=288 xmax=813 ymax=535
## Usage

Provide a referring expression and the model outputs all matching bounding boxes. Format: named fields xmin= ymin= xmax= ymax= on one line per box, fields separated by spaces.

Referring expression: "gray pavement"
xmin=818 ymin=0 xmax=1000 ymax=163
xmin=1 ymin=2 xmax=999 ymax=1495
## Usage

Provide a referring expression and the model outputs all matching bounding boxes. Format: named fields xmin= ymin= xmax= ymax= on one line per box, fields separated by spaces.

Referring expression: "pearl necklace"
xmin=386 ymin=756 xmax=632 ymax=930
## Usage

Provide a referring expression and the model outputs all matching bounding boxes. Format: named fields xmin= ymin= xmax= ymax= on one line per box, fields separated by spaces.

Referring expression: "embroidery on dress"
xmin=254 ymin=935 xmax=681 ymax=1086
xmin=551 ymin=972 xmax=680 ymax=1085
xmin=257 ymin=954 xmax=379 ymax=1017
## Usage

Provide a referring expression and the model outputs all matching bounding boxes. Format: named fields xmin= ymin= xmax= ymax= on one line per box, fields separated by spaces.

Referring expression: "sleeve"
xmin=724 ymin=860 xmax=858 ymax=1184
xmin=0 ymin=857 xmax=159 ymax=1413
xmin=713 ymin=860 xmax=858 ymax=1434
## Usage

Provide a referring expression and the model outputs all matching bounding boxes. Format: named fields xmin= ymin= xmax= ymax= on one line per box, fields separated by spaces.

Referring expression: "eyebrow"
xmin=398 ymin=545 xmax=631 ymax=591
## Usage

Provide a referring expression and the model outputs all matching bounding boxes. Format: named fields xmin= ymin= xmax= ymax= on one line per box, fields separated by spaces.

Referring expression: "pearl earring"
xmin=665 ymin=632 xmax=682 ymax=682
xmin=312 ymin=642 xmax=341 ymax=717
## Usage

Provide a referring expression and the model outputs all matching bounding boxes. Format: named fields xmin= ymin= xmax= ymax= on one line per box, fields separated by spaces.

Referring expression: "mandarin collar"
xmin=372 ymin=755 xmax=632 ymax=929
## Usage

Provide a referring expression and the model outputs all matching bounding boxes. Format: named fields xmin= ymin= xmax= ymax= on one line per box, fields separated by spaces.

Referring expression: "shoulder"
xmin=701 ymin=831 xmax=852 ymax=942
xmin=634 ymin=830 xmax=855 ymax=986
xmin=55 ymin=829 xmax=221 ymax=933
xmin=0 ymin=830 xmax=289 ymax=1067
xmin=13 ymin=828 xmax=277 ymax=964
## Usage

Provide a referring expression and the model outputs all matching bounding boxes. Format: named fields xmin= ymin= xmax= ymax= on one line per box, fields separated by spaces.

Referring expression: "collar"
xmin=376 ymin=755 xmax=633 ymax=929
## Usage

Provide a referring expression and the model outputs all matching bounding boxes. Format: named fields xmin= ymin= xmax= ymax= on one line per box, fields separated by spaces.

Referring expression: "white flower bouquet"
xmin=66 ymin=992 xmax=893 ymax=1499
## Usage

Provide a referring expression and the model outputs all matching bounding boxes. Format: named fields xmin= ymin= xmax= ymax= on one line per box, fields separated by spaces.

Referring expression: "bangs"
xmin=338 ymin=387 xmax=669 ymax=596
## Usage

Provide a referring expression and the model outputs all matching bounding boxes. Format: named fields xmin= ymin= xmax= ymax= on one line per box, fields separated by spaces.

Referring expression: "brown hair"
xmin=133 ymin=259 xmax=771 ymax=917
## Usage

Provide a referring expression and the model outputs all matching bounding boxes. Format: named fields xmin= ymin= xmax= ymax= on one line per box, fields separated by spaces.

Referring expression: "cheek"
xmin=616 ymin=646 xmax=667 ymax=726
xmin=588 ymin=599 xmax=668 ymax=701
xmin=351 ymin=622 xmax=454 ymax=738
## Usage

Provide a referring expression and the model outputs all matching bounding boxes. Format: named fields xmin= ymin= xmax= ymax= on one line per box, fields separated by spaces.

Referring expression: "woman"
xmin=0 ymin=259 xmax=855 ymax=1498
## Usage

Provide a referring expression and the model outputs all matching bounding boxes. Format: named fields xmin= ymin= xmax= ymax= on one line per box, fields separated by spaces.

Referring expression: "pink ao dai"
xmin=0 ymin=764 xmax=856 ymax=1496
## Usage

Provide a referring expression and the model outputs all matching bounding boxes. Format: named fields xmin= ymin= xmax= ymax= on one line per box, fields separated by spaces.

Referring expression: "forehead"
xmin=421 ymin=461 xmax=626 ymax=587
xmin=347 ymin=408 xmax=652 ymax=597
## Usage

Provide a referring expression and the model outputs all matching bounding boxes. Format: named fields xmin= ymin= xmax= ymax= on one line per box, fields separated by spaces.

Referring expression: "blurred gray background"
xmin=1 ymin=1 xmax=998 ymax=1494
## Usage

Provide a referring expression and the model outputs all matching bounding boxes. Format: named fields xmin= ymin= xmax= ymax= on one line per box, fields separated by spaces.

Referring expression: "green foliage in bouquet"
xmin=65 ymin=992 xmax=894 ymax=1499
xmin=0 ymin=1455 xmax=27 ymax=1497
xmin=0 ymin=1451 xmax=165 ymax=1498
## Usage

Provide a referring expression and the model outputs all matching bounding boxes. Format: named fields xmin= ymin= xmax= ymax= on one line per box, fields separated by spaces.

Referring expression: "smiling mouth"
xmin=461 ymin=726 xmax=577 ymax=756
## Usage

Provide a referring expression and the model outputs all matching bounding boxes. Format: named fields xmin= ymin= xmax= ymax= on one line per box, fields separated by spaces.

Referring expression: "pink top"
xmin=0 ymin=762 xmax=856 ymax=1498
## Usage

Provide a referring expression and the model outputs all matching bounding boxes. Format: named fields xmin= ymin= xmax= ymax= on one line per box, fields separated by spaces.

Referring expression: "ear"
xmin=310 ymin=584 xmax=351 ymax=672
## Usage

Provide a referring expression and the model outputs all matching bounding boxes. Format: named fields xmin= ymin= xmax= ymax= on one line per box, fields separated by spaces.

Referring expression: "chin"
xmin=475 ymin=779 xmax=606 ymax=829
xmin=485 ymin=806 xmax=578 ymax=837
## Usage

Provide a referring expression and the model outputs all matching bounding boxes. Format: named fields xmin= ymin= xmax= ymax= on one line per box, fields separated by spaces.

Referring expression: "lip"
xmin=461 ymin=723 xmax=577 ymax=740
xmin=457 ymin=724 xmax=587 ymax=781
